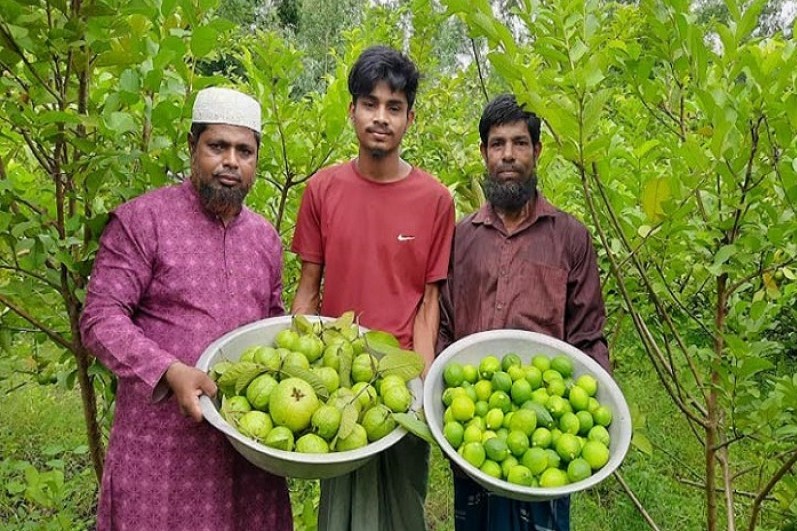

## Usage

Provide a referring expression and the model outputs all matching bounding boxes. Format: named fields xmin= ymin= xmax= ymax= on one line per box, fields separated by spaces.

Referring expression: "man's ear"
xmin=187 ymin=132 xmax=196 ymax=154
xmin=407 ymin=108 xmax=415 ymax=127
xmin=348 ymin=101 xmax=355 ymax=121
xmin=480 ymin=142 xmax=488 ymax=163
xmin=533 ymin=142 xmax=543 ymax=159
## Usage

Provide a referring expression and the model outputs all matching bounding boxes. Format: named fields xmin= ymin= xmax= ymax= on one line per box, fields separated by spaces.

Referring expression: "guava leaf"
xmin=326 ymin=310 xmax=355 ymax=331
xmin=378 ymin=351 xmax=425 ymax=381
xmin=392 ymin=412 xmax=436 ymax=445
xmin=632 ymin=432 xmax=653 ymax=456
xmin=217 ymin=362 xmax=261 ymax=397
xmin=322 ymin=329 xmax=344 ymax=347
xmin=292 ymin=314 xmax=315 ymax=335
xmin=278 ymin=366 xmax=329 ymax=401
xmin=338 ymin=348 xmax=353 ymax=389
xmin=336 ymin=403 xmax=359 ymax=440
xmin=209 ymin=360 xmax=232 ymax=382
xmin=364 ymin=330 xmax=401 ymax=350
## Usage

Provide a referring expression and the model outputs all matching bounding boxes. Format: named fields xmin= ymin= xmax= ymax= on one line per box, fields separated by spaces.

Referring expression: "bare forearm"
xmin=413 ymin=283 xmax=441 ymax=375
xmin=291 ymin=261 xmax=323 ymax=315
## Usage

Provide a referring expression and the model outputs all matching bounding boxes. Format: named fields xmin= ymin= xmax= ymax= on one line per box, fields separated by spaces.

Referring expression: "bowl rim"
xmin=423 ymin=328 xmax=632 ymax=500
xmin=196 ymin=315 xmax=418 ymax=470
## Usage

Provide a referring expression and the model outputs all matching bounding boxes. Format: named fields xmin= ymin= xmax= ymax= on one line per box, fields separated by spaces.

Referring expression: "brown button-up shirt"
xmin=438 ymin=193 xmax=610 ymax=372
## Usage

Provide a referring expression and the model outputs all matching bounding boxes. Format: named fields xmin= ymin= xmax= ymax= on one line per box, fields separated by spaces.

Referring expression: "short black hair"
xmin=189 ymin=122 xmax=261 ymax=151
xmin=479 ymin=94 xmax=541 ymax=145
xmin=348 ymin=45 xmax=420 ymax=111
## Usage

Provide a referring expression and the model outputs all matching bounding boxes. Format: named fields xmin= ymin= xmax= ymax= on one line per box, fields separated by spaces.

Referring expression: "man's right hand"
xmin=164 ymin=361 xmax=218 ymax=422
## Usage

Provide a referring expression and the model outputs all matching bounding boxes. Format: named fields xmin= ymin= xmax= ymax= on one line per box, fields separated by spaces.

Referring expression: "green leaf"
xmin=336 ymin=403 xmax=359 ymax=441
xmin=735 ymin=357 xmax=775 ymax=381
xmin=327 ymin=310 xmax=355 ymax=332
xmin=392 ymin=412 xmax=436 ymax=445
xmin=736 ymin=0 xmax=767 ymax=42
xmin=641 ymin=177 xmax=670 ymax=222
xmin=278 ymin=366 xmax=329 ymax=401
xmin=190 ymin=25 xmax=218 ymax=58
xmin=338 ymin=347 xmax=353 ymax=389
xmin=292 ymin=314 xmax=315 ymax=335
xmin=217 ymin=361 xmax=261 ymax=397
xmin=632 ymin=432 xmax=653 ymax=456
xmin=105 ymin=112 xmax=137 ymax=134
xmin=377 ymin=351 xmax=424 ymax=381
xmin=364 ymin=330 xmax=400 ymax=349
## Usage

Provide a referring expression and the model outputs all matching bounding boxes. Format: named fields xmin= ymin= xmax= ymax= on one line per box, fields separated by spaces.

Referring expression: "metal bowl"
xmin=196 ymin=315 xmax=423 ymax=479
xmin=424 ymin=329 xmax=631 ymax=501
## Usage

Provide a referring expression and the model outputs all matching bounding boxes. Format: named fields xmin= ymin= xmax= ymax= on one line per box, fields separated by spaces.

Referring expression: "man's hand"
xmin=164 ymin=361 xmax=218 ymax=422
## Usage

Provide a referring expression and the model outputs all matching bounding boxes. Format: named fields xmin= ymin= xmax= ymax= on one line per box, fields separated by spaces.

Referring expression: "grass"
xmin=1 ymin=356 xmax=793 ymax=530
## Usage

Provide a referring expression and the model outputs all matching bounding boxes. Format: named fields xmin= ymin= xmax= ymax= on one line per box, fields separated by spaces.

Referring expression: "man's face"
xmin=189 ymin=124 xmax=258 ymax=220
xmin=349 ymin=81 xmax=415 ymax=159
xmin=480 ymin=120 xmax=542 ymax=212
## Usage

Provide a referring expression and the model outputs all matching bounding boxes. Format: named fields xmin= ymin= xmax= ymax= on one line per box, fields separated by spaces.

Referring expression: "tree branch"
xmin=0 ymin=293 xmax=72 ymax=351
xmin=470 ymin=38 xmax=489 ymax=102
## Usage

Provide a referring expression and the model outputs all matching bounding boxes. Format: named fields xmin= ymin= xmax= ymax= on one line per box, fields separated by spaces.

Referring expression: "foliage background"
xmin=1 ymin=0 xmax=796 ymax=529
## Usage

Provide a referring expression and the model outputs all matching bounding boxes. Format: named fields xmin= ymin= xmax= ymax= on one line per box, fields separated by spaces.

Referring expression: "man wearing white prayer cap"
xmin=80 ymin=86 xmax=292 ymax=530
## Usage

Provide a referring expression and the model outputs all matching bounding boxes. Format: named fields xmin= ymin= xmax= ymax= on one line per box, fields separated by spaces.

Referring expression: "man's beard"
xmin=482 ymin=172 xmax=537 ymax=213
xmin=368 ymin=148 xmax=388 ymax=159
xmin=196 ymin=179 xmax=248 ymax=220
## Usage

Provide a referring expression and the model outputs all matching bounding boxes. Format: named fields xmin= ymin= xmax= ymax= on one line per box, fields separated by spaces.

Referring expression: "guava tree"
xmin=444 ymin=0 xmax=797 ymax=529
xmin=0 ymin=0 xmax=235 ymax=480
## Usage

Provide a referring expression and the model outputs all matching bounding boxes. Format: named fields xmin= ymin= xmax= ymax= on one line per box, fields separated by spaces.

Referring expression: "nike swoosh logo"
xmin=397 ymin=234 xmax=415 ymax=242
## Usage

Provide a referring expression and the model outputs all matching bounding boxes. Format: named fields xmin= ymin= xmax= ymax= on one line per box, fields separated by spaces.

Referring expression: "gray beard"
xmin=198 ymin=182 xmax=247 ymax=220
xmin=482 ymin=174 xmax=537 ymax=213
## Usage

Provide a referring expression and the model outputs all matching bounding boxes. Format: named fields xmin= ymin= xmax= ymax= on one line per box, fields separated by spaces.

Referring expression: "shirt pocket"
xmin=511 ymin=259 xmax=568 ymax=337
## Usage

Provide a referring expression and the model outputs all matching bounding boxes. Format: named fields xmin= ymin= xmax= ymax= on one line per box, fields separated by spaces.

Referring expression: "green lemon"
xmin=462 ymin=364 xmax=479 ymax=384
xmin=531 ymin=355 xmax=551 ymax=373
xmin=443 ymin=362 xmax=466 ymax=388
xmin=484 ymin=408 xmax=505 ymax=430
xmin=479 ymin=356 xmax=501 ymax=379
xmin=480 ymin=459 xmax=503 ymax=479
xmin=506 ymin=465 xmax=534 ymax=486
xmin=450 ymin=395 xmax=476 ymax=422
xmin=501 ymin=353 xmax=522 ymax=371
xmin=461 ymin=441 xmax=486 ymax=468
xmin=588 ymin=425 xmax=611 ymax=447
xmin=474 ymin=380 xmax=493 ymax=401
xmin=567 ymin=457 xmax=592 ymax=483
xmin=510 ymin=378 xmax=533 ymax=406
xmin=559 ymin=412 xmax=580 ymax=435
xmin=550 ymin=355 xmax=574 ymax=378
xmin=576 ymin=410 xmax=594 ymax=435
xmin=575 ymin=374 xmax=598 ymax=396
xmin=581 ymin=440 xmax=610 ymax=470
xmin=506 ymin=430 xmax=530 ymax=457
xmin=508 ymin=408 xmax=537 ymax=437
xmin=521 ymin=446 xmax=549 ymax=475
xmin=463 ymin=423 xmax=483 ymax=444
xmin=483 ymin=437 xmax=510 ymax=462
xmin=488 ymin=391 xmax=512 ymax=413
xmin=444 ymin=421 xmax=465 ymax=449
xmin=568 ymin=385 xmax=590 ymax=412
xmin=531 ymin=427 xmax=553 ymax=449
xmin=593 ymin=405 xmax=613 ymax=427
xmin=474 ymin=400 xmax=490 ymax=418
xmin=500 ymin=455 xmax=519 ymax=479
xmin=491 ymin=371 xmax=513 ymax=393
xmin=525 ymin=366 xmax=544 ymax=389
xmin=555 ymin=433 xmax=582 ymax=462
xmin=539 ymin=467 xmax=569 ymax=488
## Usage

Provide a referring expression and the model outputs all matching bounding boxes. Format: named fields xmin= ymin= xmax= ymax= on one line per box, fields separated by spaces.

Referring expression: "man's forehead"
xmin=197 ymin=123 xmax=257 ymax=144
xmin=365 ymin=81 xmax=408 ymax=103
xmin=488 ymin=121 xmax=531 ymax=139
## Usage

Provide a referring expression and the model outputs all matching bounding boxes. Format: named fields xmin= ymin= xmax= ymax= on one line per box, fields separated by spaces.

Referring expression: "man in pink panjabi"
xmin=80 ymin=87 xmax=292 ymax=530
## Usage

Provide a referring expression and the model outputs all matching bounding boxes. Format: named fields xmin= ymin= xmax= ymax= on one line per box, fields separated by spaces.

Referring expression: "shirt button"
xmin=497 ymin=304 xmax=503 ymax=310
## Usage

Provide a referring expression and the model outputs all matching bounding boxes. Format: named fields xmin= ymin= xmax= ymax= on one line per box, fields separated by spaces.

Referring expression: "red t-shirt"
xmin=291 ymin=161 xmax=455 ymax=348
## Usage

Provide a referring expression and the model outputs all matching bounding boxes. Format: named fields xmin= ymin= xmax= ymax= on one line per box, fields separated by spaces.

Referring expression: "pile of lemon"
xmin=440 ymin=353 xmax=613 ymax=488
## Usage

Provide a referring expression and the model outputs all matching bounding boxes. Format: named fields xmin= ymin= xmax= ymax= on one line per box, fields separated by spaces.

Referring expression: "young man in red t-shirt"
xmin=291 ymin=45 xmax=455 ymax=531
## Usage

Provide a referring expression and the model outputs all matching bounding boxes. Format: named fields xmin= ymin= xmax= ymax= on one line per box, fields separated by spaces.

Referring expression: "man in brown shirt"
xmin=438 ymin=94 xmax=610 ymax=530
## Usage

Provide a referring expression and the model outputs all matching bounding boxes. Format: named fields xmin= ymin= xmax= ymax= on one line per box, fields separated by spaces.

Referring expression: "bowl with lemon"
xmin=424 ymin=329 xmax=631 ymax=501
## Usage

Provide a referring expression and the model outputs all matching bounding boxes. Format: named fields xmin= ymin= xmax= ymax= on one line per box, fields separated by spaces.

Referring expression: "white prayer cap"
xmin=192 ymin=87 xmax=261 ymax=134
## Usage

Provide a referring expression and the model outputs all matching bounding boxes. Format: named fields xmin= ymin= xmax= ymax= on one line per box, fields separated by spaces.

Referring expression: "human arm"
xmin=413 ymin=282 xmax=441 ymax=376
xmin=291 ymin=261 xmax=323 ymax=315
xmin=565 ymin=230 xmax=611 ymax=374
xmin=79 ymin=213 xmax=182 ymax=397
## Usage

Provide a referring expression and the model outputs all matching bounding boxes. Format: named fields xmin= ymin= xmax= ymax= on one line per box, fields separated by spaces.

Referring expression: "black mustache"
xmin=214 ymin=172 xmax=241 ymax=181
xmin=367 ymin=127 xmax=391 ymax=135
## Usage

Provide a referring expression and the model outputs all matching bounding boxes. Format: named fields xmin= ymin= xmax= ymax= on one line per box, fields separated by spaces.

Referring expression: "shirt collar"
xmin=471 ymin=192 xmax=557 ymax=232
